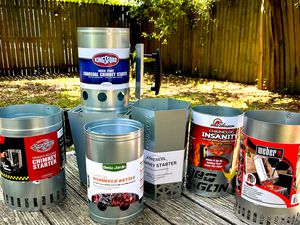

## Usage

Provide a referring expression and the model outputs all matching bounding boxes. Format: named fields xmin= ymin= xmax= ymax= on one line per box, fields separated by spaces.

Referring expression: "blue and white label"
xmin=78 ymin=48 xmax=130 ymax=86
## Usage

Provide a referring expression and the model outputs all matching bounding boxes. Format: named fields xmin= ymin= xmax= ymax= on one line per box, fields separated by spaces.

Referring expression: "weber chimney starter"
xmin=235 ymin=110 xmax=300 ymax=225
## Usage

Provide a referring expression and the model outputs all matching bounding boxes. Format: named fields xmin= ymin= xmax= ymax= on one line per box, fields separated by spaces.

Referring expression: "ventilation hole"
xmin=139 ymin=197 xmax=143 ymax=203
xmin=97 ymin=202 xmax=107 ymax=211
xmin=273 ymin=216 xmax=278 ymax=225
xmin=42 ymin=196 xmax=46 ymax=205
xmin=253 ymin=213 xmax=257 ymax=223
xmin=97 ymin=93 xmax=107 ymax=102
xmin=259 ymin=215 xmax=264 ymax=224
xmin=57 ymin=190 xmax=60 ymax=200
xmin=120 ymin=205 xmax=129 ymax=211
xmin=238 ymin=205 xmax=241 ymax=214
xmin=25 ymin=198 xmax=29 ymax=208
xmin=117 ymin=92 xmax=125 ymax=101
xmin=5 ymin=194 xmax=9 ymax=204
xmin=292 ymin=215 xmax=296 ymax=223
xmin=247 ymin=210 xmax=251 ymax=220
xmin=242 ymin=207 xmax=245 ymax=216
xmin=10 ymin=196 xmax=14 ymax=206
xmin=33 ymin=198 xmax=38 ymax=207
xmin=50 ymin=194 xmax=54 ymax=203
xmin=17 ymin=198 xmax=21 ymax=207
xmin=82 ymin=91 xmax=88 ymax=100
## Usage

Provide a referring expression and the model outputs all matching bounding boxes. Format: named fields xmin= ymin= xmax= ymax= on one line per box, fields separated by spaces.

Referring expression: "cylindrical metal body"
xmin=0 ymin=104 xmax=66 ymax=211
xmin=235 ymin=110 xmax=300 ymax=225
xmin=77 ymin=27 xmax=130 ymax=113
xmin=186 ymin=105 xmax=243 ymax=197
xmin=67 ymin=106 xmax=129 ymax=184
xmin=85 ymin=118 xmax=144 ymax=224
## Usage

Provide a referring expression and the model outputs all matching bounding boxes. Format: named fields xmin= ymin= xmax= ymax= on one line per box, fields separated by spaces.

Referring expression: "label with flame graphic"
xmin=188 ymin=113 xmax=242 ymax=171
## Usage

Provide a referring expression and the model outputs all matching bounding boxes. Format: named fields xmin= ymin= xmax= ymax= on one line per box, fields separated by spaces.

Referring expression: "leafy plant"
xmin=55 ymin=0 xmax=134 ymax=5
xmin=130 ymin=0 xmax=214 ymax=43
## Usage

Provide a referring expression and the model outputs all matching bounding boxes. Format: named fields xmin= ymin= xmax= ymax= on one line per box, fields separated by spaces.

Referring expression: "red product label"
xmin=0 ymin=128 xmax=65 ymax=182
xmin=236 ymin=132 xmax=300 ymax=208
xmin=92 ymin=53 xmax=119 ymax=67
xmin=0 ymin=136 xmax=5 ymax=144
xmin=24 ymin=132 xmax=61 ymax=181
xmin=188 ymin=123 xmax=238 ymax=171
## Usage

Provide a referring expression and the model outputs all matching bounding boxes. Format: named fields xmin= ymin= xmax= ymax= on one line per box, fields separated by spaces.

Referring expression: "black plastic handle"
xmin=150 ymin=48 xmax=162 ymax=95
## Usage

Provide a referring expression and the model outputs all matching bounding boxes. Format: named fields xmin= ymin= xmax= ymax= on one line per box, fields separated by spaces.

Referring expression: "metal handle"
xmin=150 ymin=48 xmax=162 ymax=95
xmin=135 ymin=44 xmax=144 ymax=99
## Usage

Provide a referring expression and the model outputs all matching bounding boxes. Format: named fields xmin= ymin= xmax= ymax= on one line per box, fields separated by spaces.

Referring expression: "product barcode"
xmin=291 ymin=194 xmax=300 ymax=204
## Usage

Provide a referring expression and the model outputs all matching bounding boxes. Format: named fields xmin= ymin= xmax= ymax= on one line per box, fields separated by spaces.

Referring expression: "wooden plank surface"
xmin=0 ymin=153 xmax=246 ymax=225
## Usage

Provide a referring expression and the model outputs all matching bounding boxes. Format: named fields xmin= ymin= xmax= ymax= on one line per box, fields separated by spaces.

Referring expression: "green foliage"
xmin=55 ymin=0 xmax=134 ymax=6
xmin=130 ymin=0 xmax=214 ymax=43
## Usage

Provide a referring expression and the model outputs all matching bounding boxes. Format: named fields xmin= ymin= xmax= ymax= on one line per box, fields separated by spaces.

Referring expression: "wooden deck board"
xmin=182 ymin=191 xmax=243 ymax=225
xmin=0 ymin=153 xmax=246 ymax=225
xmin=145 ymin=196 xmax=231 ymax=225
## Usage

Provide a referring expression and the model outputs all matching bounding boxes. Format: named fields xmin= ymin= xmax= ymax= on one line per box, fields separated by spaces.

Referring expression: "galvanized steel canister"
xmin=186 ymin=105 xmax=243 ymax=197
xmin=0 ymin=104 xmax=66 ymax=211
xmin=235 ymin=110 xmax=300 ymax=225
xmin=77 ymin=27 xmax=130 ymax=113
xmin=85 ymin=118 xmax=144 ymax=224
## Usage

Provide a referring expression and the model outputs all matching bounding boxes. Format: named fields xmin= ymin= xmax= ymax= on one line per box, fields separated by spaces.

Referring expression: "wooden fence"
xmin=258 ymin=0 xmax=300 ymax=92
xmin=0 ymin=0 xmax=139 ymax=76
xmin=0 ymin=0 xmax=299 ymax=92
xmin=143 ymin=0 xmax=300 ymax=92
xmin=151 ymin=0 xmax=261 ymax=85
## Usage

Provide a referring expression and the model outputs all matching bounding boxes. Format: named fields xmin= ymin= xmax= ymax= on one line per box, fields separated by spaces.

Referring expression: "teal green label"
xmin=102 ymin=163 xmax=127 ymax=172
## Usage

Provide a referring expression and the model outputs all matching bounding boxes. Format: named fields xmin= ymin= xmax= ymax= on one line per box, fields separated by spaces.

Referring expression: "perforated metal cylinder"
xmin=186 ymin=105 xmax=243 ymax=197
xmin=0 ymin=104 xmax=66 ymax=211
xmin=85 ymin=118 xmax=144 ymax=224
xmin=235 ymin=110 xmax=300 ymax=225
xmin=77 ymin=27 xmax=130 ymax=113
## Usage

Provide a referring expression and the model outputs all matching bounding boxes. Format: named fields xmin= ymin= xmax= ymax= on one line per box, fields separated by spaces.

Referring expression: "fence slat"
xmin=0 ymin=1 xmax=299 ymax=92
xmin=294 ymin=0 xmax=300 ymax=90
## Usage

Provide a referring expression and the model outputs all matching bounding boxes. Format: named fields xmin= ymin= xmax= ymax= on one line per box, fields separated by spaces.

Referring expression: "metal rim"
xmin=77 ymin=27 xmax=130 ymax=33
xmin=245 ymin=110 xmax=300 ymax=125
xmin=243 ymin=110 xmax=300 ymax=143
xmin=84 ymin=118 xmax=143 ymax=141
xmin=0 ymin=104 xmax=63 ymax=136
xmin=0 ymin=103 xmax=62 ymax=118
xmin=133 ymin=98 xmax=191 ymax=111
xmin=192 ymin=105 xmax=243 ymax=117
